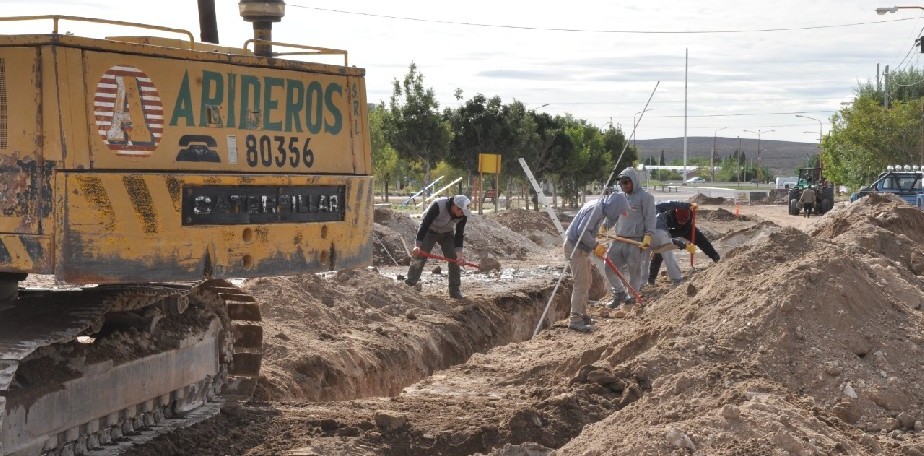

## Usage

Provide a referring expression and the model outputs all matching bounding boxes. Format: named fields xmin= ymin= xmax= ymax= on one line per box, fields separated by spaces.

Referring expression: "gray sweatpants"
xmin=564 ymin=240 xmax=591 ymax=324
xmin=606 ymin=240 xmax=646 ymax=295
xmin=647 ymin=229 xmax=682 ymax=283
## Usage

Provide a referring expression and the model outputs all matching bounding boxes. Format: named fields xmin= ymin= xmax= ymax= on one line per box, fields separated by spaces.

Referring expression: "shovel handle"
xmin=598 ymin=234 xmax=643 ymax=248
xmin=603 ymin=257 xmax=644 ymax=305
xmin=415 ymin=250 xmax=481 ymax=269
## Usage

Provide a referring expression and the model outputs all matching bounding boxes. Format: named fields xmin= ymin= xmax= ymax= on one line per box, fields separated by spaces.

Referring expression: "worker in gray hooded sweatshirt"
xmin=563 ymin=191 xmax=629 ymax=332
xmin=605 ymin=167 xmax=656 ymax=307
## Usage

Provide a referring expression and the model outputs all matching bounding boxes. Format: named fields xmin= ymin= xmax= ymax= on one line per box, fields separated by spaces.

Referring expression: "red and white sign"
xmin=93 ymin=65 xmax=164 ymax=156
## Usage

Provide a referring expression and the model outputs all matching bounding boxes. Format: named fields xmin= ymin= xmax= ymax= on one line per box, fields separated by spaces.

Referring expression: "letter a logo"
xmin=94 ymin=65 xmax=164 ymax=156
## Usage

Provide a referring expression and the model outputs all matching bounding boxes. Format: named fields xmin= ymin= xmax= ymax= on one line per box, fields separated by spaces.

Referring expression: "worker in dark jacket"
xmin=404 ymin=195 xmax=472 ymax=299
xmin=647 ymin=201 xmax=720 ymax=285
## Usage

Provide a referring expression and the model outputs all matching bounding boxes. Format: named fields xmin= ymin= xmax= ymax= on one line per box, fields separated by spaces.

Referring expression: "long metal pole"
xmin=683 ymin=48 xmax=688 ymax=182
xmin=737 ymin=136 xmax=741 ymax=189
xmin=712 ymin=133 xmax=717 ymax=183
xmin=756 ymin=132 xmax=761 ymax=186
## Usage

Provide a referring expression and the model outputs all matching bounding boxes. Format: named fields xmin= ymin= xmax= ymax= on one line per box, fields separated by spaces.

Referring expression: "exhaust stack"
xmin=239 ymin=0 xmax=285 ymax=57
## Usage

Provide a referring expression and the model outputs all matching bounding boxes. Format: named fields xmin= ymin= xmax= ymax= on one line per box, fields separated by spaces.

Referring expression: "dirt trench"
xmin=249 ymin=271 xmax=573 ymax=402
xmin=118 ymin=198 xmax=924 ymax=455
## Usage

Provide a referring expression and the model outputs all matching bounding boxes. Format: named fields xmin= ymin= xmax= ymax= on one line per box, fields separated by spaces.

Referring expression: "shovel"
xmin=415 ymin=250 xmax=482 ymax=269
xmin=599 ymin=234 xmax=676 ymax=254
xmin=602 ymin=256 xmax=644 ymax=305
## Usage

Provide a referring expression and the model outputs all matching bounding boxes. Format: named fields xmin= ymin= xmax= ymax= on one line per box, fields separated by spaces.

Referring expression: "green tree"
xmin=369 ymin=104 xmax=399 ymax=201
xmin=523 ymin=111 xmax=572 ymax=209
xmin=603 ymin=124 xmax=637 ymax=179
xmin=823 ymin=67 xmax=924 ymax=189
xmin=444 ymin=94 xmax=508 ymax=182
xmin=560 ymin=117 xmax=611 ymax=206
xmin=383 ymin=62 xmax=452 ymax=191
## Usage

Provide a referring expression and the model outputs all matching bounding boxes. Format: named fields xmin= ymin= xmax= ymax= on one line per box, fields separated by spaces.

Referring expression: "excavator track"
xmin=0 ymin=280 xmax=262 ymax=456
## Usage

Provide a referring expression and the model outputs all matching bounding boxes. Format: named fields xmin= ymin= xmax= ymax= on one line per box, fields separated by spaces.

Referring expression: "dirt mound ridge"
xmin=557 ymin=220 xmax=924 ymax=453
xmin=691 ymin=193 xmax=731 ymax=205
xmin=490 ymin=209 xmax=562 ymax=248
xmin=372 ymin=207 xmax=544 ymax=266
xmin=813 ymin=192 xmax=924 ymax=276
xmin=699 ymin=207 xmax=750 ymax=222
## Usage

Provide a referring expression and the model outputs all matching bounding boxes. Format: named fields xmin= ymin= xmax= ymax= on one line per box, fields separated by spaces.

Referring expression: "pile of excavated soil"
xmin=556 ymin=196 xmax=924 ymax=454
xmin=698 ymin=207 xmax=750 ymax=222
xmin=122 ymin=194 xmax=924 ymax=456
xmin=690 ymin=193 xmax=732 ymax=205
xmin=372 ymin=207 xmax=544 ymax=266
xmin=489 ymin=208 xmax=562 ymax=248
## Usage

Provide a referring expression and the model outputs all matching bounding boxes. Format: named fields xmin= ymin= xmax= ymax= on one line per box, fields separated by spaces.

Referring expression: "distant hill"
xmin=634 ymin=137 xmax=819 ymax=176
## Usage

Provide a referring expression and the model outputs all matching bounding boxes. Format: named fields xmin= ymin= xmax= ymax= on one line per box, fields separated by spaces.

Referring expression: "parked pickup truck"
xmin=850 ymin=165 xmax=924 ymax=208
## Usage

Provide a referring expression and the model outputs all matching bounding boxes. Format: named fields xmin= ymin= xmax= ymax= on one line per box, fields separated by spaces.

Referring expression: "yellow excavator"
xmin=0 ymin=2 xmax=372 ymax=454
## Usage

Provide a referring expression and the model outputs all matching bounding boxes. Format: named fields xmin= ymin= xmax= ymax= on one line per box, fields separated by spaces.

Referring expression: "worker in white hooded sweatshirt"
xmin=604 ymin=167 xmax=656 ymax=307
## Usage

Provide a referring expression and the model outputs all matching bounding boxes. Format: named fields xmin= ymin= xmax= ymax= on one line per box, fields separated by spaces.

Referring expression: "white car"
xmin=685 ymin=177 xmax=706 ymax=184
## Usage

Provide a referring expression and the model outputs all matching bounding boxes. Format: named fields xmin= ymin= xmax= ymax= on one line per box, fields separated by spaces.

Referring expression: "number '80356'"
xmin=245 ymin=134 xmax=314 ymax=168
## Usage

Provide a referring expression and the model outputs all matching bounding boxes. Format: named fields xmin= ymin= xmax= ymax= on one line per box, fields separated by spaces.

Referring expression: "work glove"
xmin=640 ymin=234 xmax=652 ymax=250
xmin=411 ymin=246 xmax=422 ymax=257
xmin=598 ymin=224 xmax=608 ymax=236
xmin=685 ymin=243 xmax=697 ymax=254
xmin=455 ymin=250 xmax=465 ymax=264
xmin=690 ymin=202 xmax=699 ymax=212
xmin=593 ymin=243 xmax=607 ymax=259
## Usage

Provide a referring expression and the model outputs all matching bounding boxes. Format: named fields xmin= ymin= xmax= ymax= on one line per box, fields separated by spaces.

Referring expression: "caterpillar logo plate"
xmin=181 ymin=185 xmax=345 ymax=225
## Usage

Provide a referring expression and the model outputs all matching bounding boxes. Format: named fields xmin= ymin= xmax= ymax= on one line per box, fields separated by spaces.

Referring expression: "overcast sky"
xmin=5 ymin=1 xmax=924 ymax=143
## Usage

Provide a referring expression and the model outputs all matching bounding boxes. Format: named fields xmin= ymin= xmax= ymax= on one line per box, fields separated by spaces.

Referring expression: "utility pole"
xmin=736 ymin=136 xmax=742 ymax=189
xmin=712 ymin=127 xmax=726 ymax=183
xmin=884 ymin=65 xmax=890 ymax=109
xmin=743 ymin=129 xmax=774 ymax=187
xmin=683 ymin=48 xmax=688 ymax=181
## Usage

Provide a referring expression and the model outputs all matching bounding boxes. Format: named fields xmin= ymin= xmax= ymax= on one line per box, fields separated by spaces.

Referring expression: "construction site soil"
xmin=118 ymin=194 xmax=924 ymax=456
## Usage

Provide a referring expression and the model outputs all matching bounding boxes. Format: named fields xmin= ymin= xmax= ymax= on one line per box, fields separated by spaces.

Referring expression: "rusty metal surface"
xmin=0 ymin=280 xmax=263 ymax=455
xmin=58 ymin=173 xmax=373 ymax=284
xmin=0 ymin=289 xmax=110 ymax=360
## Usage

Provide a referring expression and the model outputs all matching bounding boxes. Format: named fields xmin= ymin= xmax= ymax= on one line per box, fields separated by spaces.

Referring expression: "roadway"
xmin=647 ymin=184 xmax=765 ymax=202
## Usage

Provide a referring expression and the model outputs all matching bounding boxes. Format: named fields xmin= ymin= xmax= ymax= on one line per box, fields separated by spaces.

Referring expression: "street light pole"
xmin=736 ymin=136 xmax=742 ymax=189
xmin=712 ymin=127 xmax=726 ymax=183
xmin=743 ymin=129 xmax=775 ymax=187
xmin=631 ymin=109 xmax=651 ymax=150
xmin=876 ymin=6 xmax=924 ymax=15
xmin=795 ymin=114 xmax=823 ymax=148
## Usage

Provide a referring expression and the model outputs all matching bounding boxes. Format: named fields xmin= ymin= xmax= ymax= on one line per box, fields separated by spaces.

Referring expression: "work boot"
xmin=647 ymin=276 xmax=656 ymax=286
xmin=568 ymin=320 xmax=593 ymax=333
xmin=671 ymin=277 xmax=684 ymax=286
xmin=624 ymin=295 xmax=637 ymax=306
xmin=449 ymin=288 xmax=464 ymax=299
xmin=581 ymin=314 xmax=593 ymax=325
xmin=404 ymin=279 xmax=422 ymax=291
xmin=608 ymin=291 xmax=627 ymax=309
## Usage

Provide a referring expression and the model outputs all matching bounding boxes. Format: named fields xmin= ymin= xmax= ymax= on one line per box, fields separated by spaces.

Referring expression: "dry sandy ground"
xmin=122 ymin=194 xmax=924 ymax=456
